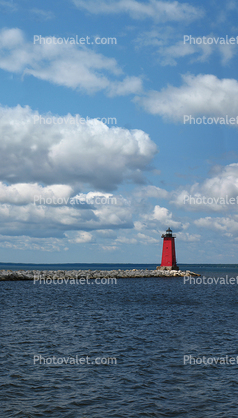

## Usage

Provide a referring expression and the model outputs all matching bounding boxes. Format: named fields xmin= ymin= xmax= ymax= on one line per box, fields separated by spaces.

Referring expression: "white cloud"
xmin=0 ymin=235 xmax=67 ymax=251
xmin=171 ymin=163 xmax=238 ymax=212
xmin=136 ymin=74 xmax=238 ymax=121
xmin=134 ymin=29 xmax=167 ymax=48
xmin=0 ymin=0 xmax=17 ymax=12
xmin=157 ymin=41 xmax=213 ymax=66
xmin=115 ymin=236 xmax=137 ymax=244
xmin=134 ymin=221 xmax=146 ymax=230
xmin=30 ymin=9 xmax=55 ymax=20
xmin=93 ymin=205 xmax=133 ymax=226
xmin=151 ymin=205 xmax=181 ymax=228
xmin=194 ymin=215 xmax=238 ymax=237
xmin=137 ymin=232 xmax=159 ymax=244
xmin=72 ymin=0 xmax=203 ymax=22
xmin=135 ymin=31 xmax=236 ymax=66
xmin=0 ymin=104 xmax=157 ymax=191
xmin=101 ymin=245 xmax=118 ymax=251
xmin=95 ymin=229 xmax=117 ymax=238
xmin=133 ymin=185 xmax=168 ymax=199
xmin=176 ymin=232 xmax=201 ymax=242
xmin=0 ymin=28 xmax=142 ymax=96
xmin=0 ymin=183 xmax=73 ymax=204
xmin=0 ymin=200 xmax=134 ymax=237
xmin=108 ymin=76 xmax=143 ymax=96
xmin=142 ymin=204 xmax=188 ymax=230
xmin=0 ymin=110 xmax=171 ymax=241
xmin=218 ymin=43 xmax=236 ymax=65
xmin=115 ymin=232 xmax=160 ymax=245
xmin=66 ymin=231 xmax=93 ymax=243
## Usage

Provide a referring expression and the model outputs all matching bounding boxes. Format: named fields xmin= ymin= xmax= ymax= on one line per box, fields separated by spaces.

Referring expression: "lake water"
xmin=1 ymin=264 xmax=238 ymax=417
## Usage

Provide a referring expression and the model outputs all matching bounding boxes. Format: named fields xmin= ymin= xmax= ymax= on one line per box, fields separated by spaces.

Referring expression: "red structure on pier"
xmin=160 ymin=227 xmax=178 ymax=270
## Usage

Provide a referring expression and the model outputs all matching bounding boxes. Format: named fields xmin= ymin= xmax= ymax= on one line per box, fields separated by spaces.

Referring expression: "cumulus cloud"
xmin=93 ymin=205 xmax=133 ymax=227
xmin=151 ymin=205 xmax=184 ymax=228
xmin=134 ymin=221 xmax=146 ymax=230
xmin=0 ymin=28 xmax=142 ymax=96
xmin=136 ymin=73 xmax=238 ymax=121
xmin=0 ymin=103 xmax=163 ymax=242
xmin=0 ymin=183 xmax=73 ymax=205
xmin=0 ymin=200 xmax=134 ymax=238
xmin=171 ymin=163 xmax=238 ymax=212
xmin=72 ymin=191 xmax=118 ymax=205
xmin=0 ymin=180 xmax=200 ymax=247
xmin=194 ymin=215 xmax=238 ymax=237
xmin=187 ymin=165 xmax=238 ymax=239
xmin=0 ymin=104 xmax=157 ymax=190
xmin=142 ymin=204 xmax=188 ymax=230
xmin=66 ymin=231 xmax=93 ymax=243
xmin=72 ymin=0 xmax=203 ymax=22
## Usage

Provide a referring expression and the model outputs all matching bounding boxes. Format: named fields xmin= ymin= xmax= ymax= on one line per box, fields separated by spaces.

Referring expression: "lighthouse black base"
xmin=156 ymin=265 xmax=179 ymax=271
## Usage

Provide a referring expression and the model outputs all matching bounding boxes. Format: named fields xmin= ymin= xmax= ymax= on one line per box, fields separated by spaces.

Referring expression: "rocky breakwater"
xmin=0 ymin=268 xmax=200 ymax=281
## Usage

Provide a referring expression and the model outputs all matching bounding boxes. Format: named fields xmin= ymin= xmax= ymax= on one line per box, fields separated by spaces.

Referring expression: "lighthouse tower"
xmin=160 ymin=227 xmax=178 ymax=270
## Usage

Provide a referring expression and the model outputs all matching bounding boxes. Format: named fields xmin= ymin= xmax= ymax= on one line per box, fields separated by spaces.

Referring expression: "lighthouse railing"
xmin=161 ymin=234 xmax=176 ymax=238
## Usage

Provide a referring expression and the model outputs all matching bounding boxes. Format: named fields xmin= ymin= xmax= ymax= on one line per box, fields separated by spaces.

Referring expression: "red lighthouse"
xmin=160 ymin=227 xmax=178 ymax=270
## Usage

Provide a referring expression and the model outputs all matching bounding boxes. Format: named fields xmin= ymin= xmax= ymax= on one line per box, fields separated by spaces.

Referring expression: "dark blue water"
xmin=1 ymin=265 xmax=238 ymax=417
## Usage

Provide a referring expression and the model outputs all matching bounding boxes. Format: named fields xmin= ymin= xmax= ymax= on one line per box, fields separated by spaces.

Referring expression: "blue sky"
xmin=0 ymin=0 xmax=238 ymax=263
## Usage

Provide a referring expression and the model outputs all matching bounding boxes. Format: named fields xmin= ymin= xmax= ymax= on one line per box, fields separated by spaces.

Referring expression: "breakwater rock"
xmin=0 ymin=268 xmax=200 ymax=281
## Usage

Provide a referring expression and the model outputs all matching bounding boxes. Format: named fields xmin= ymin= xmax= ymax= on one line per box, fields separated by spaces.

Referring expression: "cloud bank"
xmin=0 ymin=104 xmax=157 ymax=190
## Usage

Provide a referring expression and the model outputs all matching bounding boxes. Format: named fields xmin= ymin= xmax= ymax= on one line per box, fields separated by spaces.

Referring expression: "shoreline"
xmin=0 ymin=268 xmax=201 ymax=281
